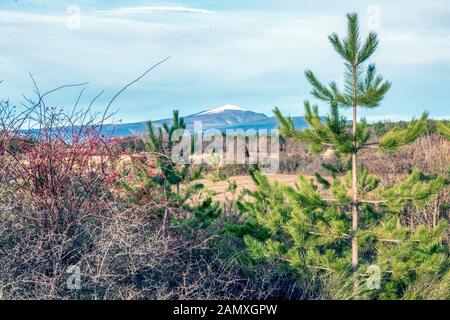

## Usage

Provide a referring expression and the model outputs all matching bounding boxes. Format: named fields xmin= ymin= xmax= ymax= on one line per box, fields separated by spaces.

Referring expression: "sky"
xmin=1 ymin=0 xmax=450 ymax=123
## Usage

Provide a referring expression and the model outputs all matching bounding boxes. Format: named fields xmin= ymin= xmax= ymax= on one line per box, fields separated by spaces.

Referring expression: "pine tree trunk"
xmin=351 ymin=64 xmax=359 ymax=271
xmin=352 ymin=154 xmax=358 ymax=270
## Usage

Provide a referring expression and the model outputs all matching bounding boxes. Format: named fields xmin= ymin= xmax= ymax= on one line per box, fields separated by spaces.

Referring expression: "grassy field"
xmin=201 ymin=174 xmax=301 ymax=201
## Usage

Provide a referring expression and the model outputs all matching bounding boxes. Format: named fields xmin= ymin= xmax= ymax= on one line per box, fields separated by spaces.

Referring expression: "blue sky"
xmin=1 ymin=0 xmax=450 ymax=123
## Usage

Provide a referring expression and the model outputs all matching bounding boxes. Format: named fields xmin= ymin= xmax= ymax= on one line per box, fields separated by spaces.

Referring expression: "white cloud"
xmin=0 ymin=10 xmax=66 ymax=24
xmin=96 ymin=6 xmax=213 ymax=16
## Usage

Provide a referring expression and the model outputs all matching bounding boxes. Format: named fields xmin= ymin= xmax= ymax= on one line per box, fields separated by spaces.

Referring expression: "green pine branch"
xmin=380 ymin=170 xmax=446 ymax=212
xmin=379 ymin=112 xmax=429 ymax=152
xmin=436 ymin=121 xmax=450 ymax=140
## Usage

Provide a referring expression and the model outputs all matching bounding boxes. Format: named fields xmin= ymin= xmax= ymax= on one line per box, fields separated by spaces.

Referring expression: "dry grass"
xmin=200 ymin=174 xmax=302 ymax=202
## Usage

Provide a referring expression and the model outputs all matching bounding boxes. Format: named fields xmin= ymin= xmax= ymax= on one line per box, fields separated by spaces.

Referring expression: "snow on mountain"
xmin=189 ymin=105 xmax=267 ymax=130
xmin=198 ymin=104 xmax=245 ymax=115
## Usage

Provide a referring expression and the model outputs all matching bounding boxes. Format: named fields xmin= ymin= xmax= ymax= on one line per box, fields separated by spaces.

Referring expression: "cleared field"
xmin=199 ymin=174 xmax=304 ymax=201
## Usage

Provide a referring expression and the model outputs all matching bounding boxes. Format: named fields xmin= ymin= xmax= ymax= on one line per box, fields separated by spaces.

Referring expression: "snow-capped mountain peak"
xmin=199 ymin=104 xmax=245 ymax=115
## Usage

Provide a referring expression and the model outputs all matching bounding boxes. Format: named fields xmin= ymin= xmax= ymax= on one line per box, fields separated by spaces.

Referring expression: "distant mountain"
xmin=106 ymin=105 xmax=311 ymax=137
xmin=218 ymin=116 xmax=310 ymax=132
xmin=181 ymin=104 xmax=269 ymax=130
